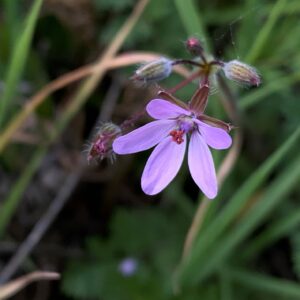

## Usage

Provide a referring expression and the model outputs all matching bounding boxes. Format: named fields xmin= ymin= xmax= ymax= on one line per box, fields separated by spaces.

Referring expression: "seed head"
xmin=131 ymin=58 xmax=172 ymax=84
xmin=222 ymin=60 xmax=261 ymax=87
xmin=87 ymin=122 xmax=121 ymax=163
xmin=185 ymin=37 xmax=204 ymax=56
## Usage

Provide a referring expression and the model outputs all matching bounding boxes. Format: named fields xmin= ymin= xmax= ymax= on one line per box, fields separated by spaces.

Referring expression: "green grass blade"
xmin=180 ymin=152 xmax=300 ymax=285
xmin=219 ymin=268 xmax=233 ymax=300
xmin=240 ymin=72 xmax=300 ymax=109
xmin=184 ymin=126 xmax=300 ymax=261
xmin=0 ymin=146 xmax=47 ymax=237
xmin=177 ymin=126 xmax=300 ymax=285
xmin=241 ymin=208 xmax=300 ymax=261
xmin=228 ymin=267 xmax=300 ymax=298
xmin=4 ymin=0 xmax=21 ymax=46
xmin=0 ymin=0 xmax=147 ymax=239
xmin=174 ymin=0 xmax=209 ymax=51
xmin=246 ymin=0 xmax=287 ymax=63
xmin=0 ymin=0 xmax=43 ymax=128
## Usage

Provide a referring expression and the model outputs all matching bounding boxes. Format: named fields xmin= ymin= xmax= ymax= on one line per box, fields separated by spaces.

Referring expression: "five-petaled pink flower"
xmin=113 ymin=98 xmax=232 ymax=199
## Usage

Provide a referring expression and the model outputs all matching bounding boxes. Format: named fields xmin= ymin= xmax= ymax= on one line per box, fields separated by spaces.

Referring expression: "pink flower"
xmin=113 ymin=99 xmax=232 ymax=199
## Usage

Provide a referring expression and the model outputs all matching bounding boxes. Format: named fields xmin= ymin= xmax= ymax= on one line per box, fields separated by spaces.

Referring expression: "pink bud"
xmin=185 ymin=37 xmax=204 ymax=56
xmin=223 ymin=60 xmax=261 ymax=87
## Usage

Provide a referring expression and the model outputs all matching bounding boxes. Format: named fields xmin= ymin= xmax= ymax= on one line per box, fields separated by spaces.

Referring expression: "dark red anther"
xmin=170 ymin=130 xmax=185 ymax=144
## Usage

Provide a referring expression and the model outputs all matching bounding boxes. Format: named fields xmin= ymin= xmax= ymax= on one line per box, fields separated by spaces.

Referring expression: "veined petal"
xmin=113 ymin=120 xmax=175 ymax=154
xmin=195 ymin=120 xmax=232 ymax=150
xmin=141 ymin=136 xmax=186 ymax=195
xmin=146 ymin=99 xmax=190 ymax=120
xmin=188 ymin=131 xmax=217 ymax=199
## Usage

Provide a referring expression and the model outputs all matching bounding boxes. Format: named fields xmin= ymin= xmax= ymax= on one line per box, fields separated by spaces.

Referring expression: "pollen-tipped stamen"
xmin=170 ymin=130 xmax=185 ymax=144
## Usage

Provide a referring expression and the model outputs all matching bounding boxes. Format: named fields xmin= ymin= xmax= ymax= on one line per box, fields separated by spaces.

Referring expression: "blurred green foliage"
xmin=62 ymin=208 xmax=190 ymax=299
xmin=1 ymin=0 xmax=300 ymax=299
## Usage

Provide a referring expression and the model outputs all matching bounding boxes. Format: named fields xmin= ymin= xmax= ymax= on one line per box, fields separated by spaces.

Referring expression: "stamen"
xmin=170 ymin=130 xmax=185 ymax=144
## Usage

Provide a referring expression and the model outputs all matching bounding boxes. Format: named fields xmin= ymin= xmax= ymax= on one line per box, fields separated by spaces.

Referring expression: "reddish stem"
xmin=172 ymin=59 xmax=204 ymax=68
xmin=167 ymin=71 xmax=202 ymax=94
xmin=120 ymin=110 xmax=146 ymax=131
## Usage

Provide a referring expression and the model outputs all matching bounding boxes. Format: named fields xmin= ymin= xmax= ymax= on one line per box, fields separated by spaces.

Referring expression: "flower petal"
xmin=188 ymin=131 xmax=217 ymax=199
xmin=146 ymin=99 xmax=190 ymax=119
xmin=113 ymin=120 xmax=175 ymax=154
xmin=141 ymin=136 xmax=186 ymax=195
xmin=195 ymin=120 xmax=232 ymax=150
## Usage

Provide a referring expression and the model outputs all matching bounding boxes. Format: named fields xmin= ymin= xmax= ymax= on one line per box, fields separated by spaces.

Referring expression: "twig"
xmin=0 ymin=271 xmax=59 ymax=299
xmin=99 ymin=77 xmax=122 ymax=122
xmin=0 ymin=0 xmax=149 ymax=256
xmin=0 ymin=63 xmax=124 ymax=285
xmin=0 ymin=51 xmax=189 ymax=154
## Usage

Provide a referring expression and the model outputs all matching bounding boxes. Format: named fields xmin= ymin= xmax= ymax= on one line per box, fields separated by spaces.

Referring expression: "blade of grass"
xmin=0 ymin=51 xmax=189 ymax=154
xmin=228 ymin=267 xmax=300 ymax=298
xmin=240 ymin=72 xmax=300 ymax=109
xmin=178 ymin=126 xmax=300 ymax=280
xmin=180 ymin=151 xmax=300 ymax=285
xmin=0 ymin=0 xmax=149 ymax=238
xmin=0 ymin=146 xmax=46 ymax=237
xmin=49 ymin=0 xmax=149 ymax=138
xmin=246 ymin=0 xmax=287 ymax=63
xmin=4 ymin=0 xmax=21 ymax=46
xmin=0 ymin=0 xmax=43 ymax=128
xmin=241 ymin=207 xmax=300 ymax=261
xmin=219 ymin=267 xmax=233 ymax=300
xmin=174 ymin=0 xmax=210 ymax=51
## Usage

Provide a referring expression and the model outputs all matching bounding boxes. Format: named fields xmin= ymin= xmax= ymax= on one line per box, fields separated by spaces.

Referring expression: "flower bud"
xmin=222 ymin=60 xmax=261 ymax=86
xmin=131 ymin=58 xmax=172 ymax=84
xmin=185 ymin=37 xmax=204 ymax=56
xmin=87 ymin=122 xmax=121 ymax=163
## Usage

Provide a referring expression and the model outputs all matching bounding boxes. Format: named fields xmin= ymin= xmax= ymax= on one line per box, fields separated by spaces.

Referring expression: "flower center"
xmin=178 ymin=116 xmax=195 ymax=133
xmin=169 ymin=117 xmax=197 ymax=144
xmin=170 ymin=130 xmax=185 ymax=144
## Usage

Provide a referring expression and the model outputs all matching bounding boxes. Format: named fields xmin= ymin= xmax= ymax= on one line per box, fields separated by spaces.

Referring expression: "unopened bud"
xmin=222 ymin=60 xmax=261 ymax=87
xmin=185 ymin=37 xmax=204 ymax=56
xmin=87 ymin=122 xmax=121 ymax=163
xmin=131 ymin=58 xmax=172 ymax=84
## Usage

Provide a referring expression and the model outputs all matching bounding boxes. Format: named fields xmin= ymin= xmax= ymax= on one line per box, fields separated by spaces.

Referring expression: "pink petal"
xmin=113 ymin=120 xmax=175 ymax=154
xmin=141 ymin=136 xmax=186 ymax=195
xmin=188 ymin=131 xmax=217 ymax=199
xmin=195 ymin=120 xmax=232 ymax=150
xmin=146 ymin=99 xmax=190 ymax=119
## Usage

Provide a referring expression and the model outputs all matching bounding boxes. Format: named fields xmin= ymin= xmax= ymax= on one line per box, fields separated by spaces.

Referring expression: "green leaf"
xmin=246 ymin=0 xmax=288 ymax=63
xmin=0 ymin=146 xmax=47 ymax=237
xmin=240 ymin=72 xmax=300 ymax=109
xmin=177 ymin=126 xmax=300 ymax=285
xmin=173 ymin=0 xmax=209 ymax=50
xmin=242 ymin=206 xmax=300 ymax=261
xmin=228 ymin=267 xmax=300 ymax=299
xmin=290 ymin=230 xmax=300 ymax=278
xmin=0 ymin=0 xmax=43 ymax=127
xmin=180 ymin=150 xmax=300 ymax=285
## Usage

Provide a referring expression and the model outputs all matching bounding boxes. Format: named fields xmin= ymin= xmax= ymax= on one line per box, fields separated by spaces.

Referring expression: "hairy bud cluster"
xmin=87 ymin=123 xmax=121 ymax=163
xmin=222 ymin=60 xmax=261 ymax=87
xmin=85 ymin=38 xmax=261 ymax=166
xmin=131 ymin=57 xmax=173 ymax=84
